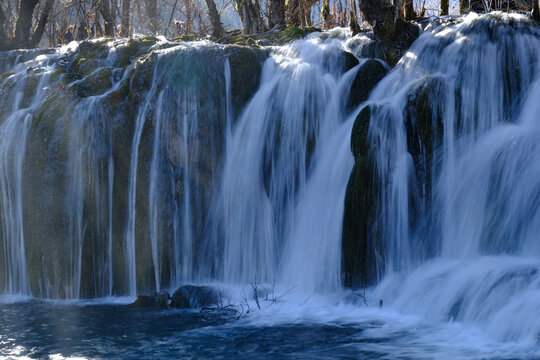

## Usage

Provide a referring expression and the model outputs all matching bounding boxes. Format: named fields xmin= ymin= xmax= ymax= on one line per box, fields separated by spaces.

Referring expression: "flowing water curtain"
xmin=215 ymin=33 xmax=364 ymax=288
xmin=65 ymin=96 xmax=115 ymax=299
xmin=365 ymin=13 xmax=540 ymax=276
xmin=141 ymin=46 xmax=231 ymax=292
xmin=365 ymin=14 xmax=540 ymax=342
xmin=0 ymin=54 xmax=57 ymax=296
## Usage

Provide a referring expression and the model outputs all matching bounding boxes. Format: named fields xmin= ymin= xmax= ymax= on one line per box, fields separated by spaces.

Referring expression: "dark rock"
xmin=402 ymin=76 xmax=450 ymax=260
xmin=339 ymin=51 xmax=360 ymax=73
xmin=404 ymin=76 xmax=445 ymax=247
xmin=128 ymin=292 xmax=171 ymax=308
xmin=342 ymin=105 xmax=381 ymax=287
xmin=347 ymin=59 xmax=388 ymax=111
xmin=71 ymin=67 xmax=113 ymax=97
xmin=171 ymin=285 xmax=219 ymax=309
xmin=347 ymin=36 xmax=385 ymax=60
xmin=225 ymin=46 xmax=267 ymax=121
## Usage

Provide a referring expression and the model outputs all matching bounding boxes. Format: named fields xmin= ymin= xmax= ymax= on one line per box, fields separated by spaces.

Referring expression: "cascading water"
xmin=0 ymin=30 xmax=375 ymax=298
xmin=0 ymin=53 xmax=60 ymax=296
xmin=353 ymin=13 xmax=540 ymax=343
xmin=213 ymin=31 xmax=364 ymax=288
xmin=3 ymin=12 xmax=540 ymax=356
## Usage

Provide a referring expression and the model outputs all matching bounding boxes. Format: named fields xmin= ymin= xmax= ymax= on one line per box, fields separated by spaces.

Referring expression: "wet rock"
xmin=171 ymin=285 xmax=219 ymax=309
xmin=347 ymin=59 xmax=388 ymax=111
xmin=77 ymin=58 xmax=100 ymax=77
xmin=347 ymin=35 xmax=385 ymax=60
xmin=225 ymin=45 xmax=266 ymax=120
xmin=128 ymin=292 xmax=171 ymax=308
xmin=71 ymin=67 xmax=113 ymax=97
xmin=404 ymin=76 xmax=445 ymax=236
xmin=342 ymin=105 xmax=381 ymax=287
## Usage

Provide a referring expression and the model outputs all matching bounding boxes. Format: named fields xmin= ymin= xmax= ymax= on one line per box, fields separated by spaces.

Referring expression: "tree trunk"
xmin=100 ymin=0 xmax=116 ymax=37
xmin=357 ymin=0 xmax=419 ymax=65
xmin=358 ymin=0 xmax=395 ymax=43
xmin=185 ymin=0 xmax=193 ymax=33
xmin=533 ymin=0 xmax=540 ymax=21
xmin=269 ymin=0 xmax=285 ymax=29
xmin=121 ymin=0 xmax=131 ymax=36
xmin=0 ymin=4 xmax=7 ymax=50
xmin=145 ymin=0 xmax=159 ymax=34
xmin=14 ymin=0 xmax=39 ymax=47
xmin=204 ymin=0 xmax=224 ymax=38
xmin=321 ymin=0 xmax=331 ymax=29
xmin=29 ymin=0 xmax=55 ymax=47
xmin=459 ymin=0 xmax=469 ymax=12
xmin=440 ymin=0 xmax=449 ymax=14
xmin=349 ymin=0 xmax=361 ymax=34
xmin=469 ymin=0 xmax=485 ymax=11
xmin=286 ymin=0 xmax=302 ymax=27
xmin=402 ymin=0 xmax=416 ymax=20
xmin=235 ymin=0 xmax=265 ymax=34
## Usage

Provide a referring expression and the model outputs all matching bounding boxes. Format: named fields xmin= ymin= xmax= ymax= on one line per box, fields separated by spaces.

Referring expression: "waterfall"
xmin=2 ymin=14 xmax=540 ymax=348
xmin=359 ymin=13 xmax=540 ymax=342
xmin=0 ymin=53 xmax=59 ymax=295
xmin=364 ymin=13 xmax=540 ymax=273
xmin=213 ymin=30 xmax=364 ymax=288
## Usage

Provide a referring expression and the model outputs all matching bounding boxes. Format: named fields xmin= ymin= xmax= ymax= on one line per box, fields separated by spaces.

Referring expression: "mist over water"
xmin=1 ymin=13 xmax=540 ymax=358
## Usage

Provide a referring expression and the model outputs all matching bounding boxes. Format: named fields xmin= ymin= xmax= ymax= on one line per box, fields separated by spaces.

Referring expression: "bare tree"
xmin=99 ymin=0 xmax=116 ymax=36
xmin=205 ymin=0 xmax=225 ymax=37
xmin=0 ymin=3 xmax=8 ymax=49
xmin=30 ymin=0 xmax=55 ymax=46
xmin=120 ymin=0 xmax=131 ymax=36
xmin=440 ymin=0 xmax=449 ymax=14
xmin=146 ymin=0 xmax=159 ymax=34
xmin=14 ymin=0 xmax=40 ymax=47
xmin=235 ymin=0 xmax=265 ymax=34
xmin=269 ymin=0 xmax=285 ymax=29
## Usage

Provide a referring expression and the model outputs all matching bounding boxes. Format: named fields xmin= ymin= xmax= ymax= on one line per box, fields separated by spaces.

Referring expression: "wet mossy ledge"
xmin=0 ymin=29 xmax=393 ymax=297
xmin=0 ymin=37 xmax=272 ymax=298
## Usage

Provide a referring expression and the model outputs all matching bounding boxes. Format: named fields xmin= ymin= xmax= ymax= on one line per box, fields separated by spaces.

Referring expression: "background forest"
xmin=0 ymin=0 xmax=535 ymax=51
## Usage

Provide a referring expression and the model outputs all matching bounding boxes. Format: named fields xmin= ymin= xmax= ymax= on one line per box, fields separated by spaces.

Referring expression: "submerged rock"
xmin=171 ymin=285 xmax=219 ymax=309
xmin=128 ymin=292 xmax=171 ymax=309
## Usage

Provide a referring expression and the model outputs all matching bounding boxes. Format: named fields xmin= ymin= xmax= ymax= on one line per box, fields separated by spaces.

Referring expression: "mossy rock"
xmin=78 ymin=58 xmax=100 ymax=77
xmin=24 ymin=90 xmax=75 ymax=297
xmin=118 ymin=38 xmax=159 ymax=67
xmin=71 ymin=67 xmax=113 ymax=98
xmin=0 ymin=71 xmax=14 ymax=83
xmin=50 ymin=68 xmax=64 ymax=82
xmin=127 ymin=53 xmax=157 ymax=100
xmin=342 ymin=105 xmax=381 ymax=287
xmin=347 ymin=59 xmax=388 ymax=111
xmin=20 ymin=74 xmax=42 ymax=108
xmin=77 ymin=39 xmax=110 ymax=60
xmin=174 ymin=34 xmax=199 ymax=42
xmin=278 ymin=27 xmax=319 ymax=43
xmin=224 ymin=45 xmax=267 ymax=120
xmin=347 ymin=36 xmax=385 ymax=60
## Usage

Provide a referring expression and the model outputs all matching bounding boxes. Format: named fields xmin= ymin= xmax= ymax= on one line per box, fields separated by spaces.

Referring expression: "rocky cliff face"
xmin=0 ymin=29 xmax=388 ymax=298
xmin=0 ymin=37 xmax=268 ymax=297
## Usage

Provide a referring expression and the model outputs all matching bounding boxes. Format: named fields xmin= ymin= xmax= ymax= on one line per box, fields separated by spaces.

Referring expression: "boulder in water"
xmin=347 ymin=59 xmax=388 ymax=111
xmin=171 ymin=285 xmax=219 ymax=309
xmin=128 ymin=292 xmax=171 ymax=309
xmin=342 ymin=105 xmax=381 ymax=287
